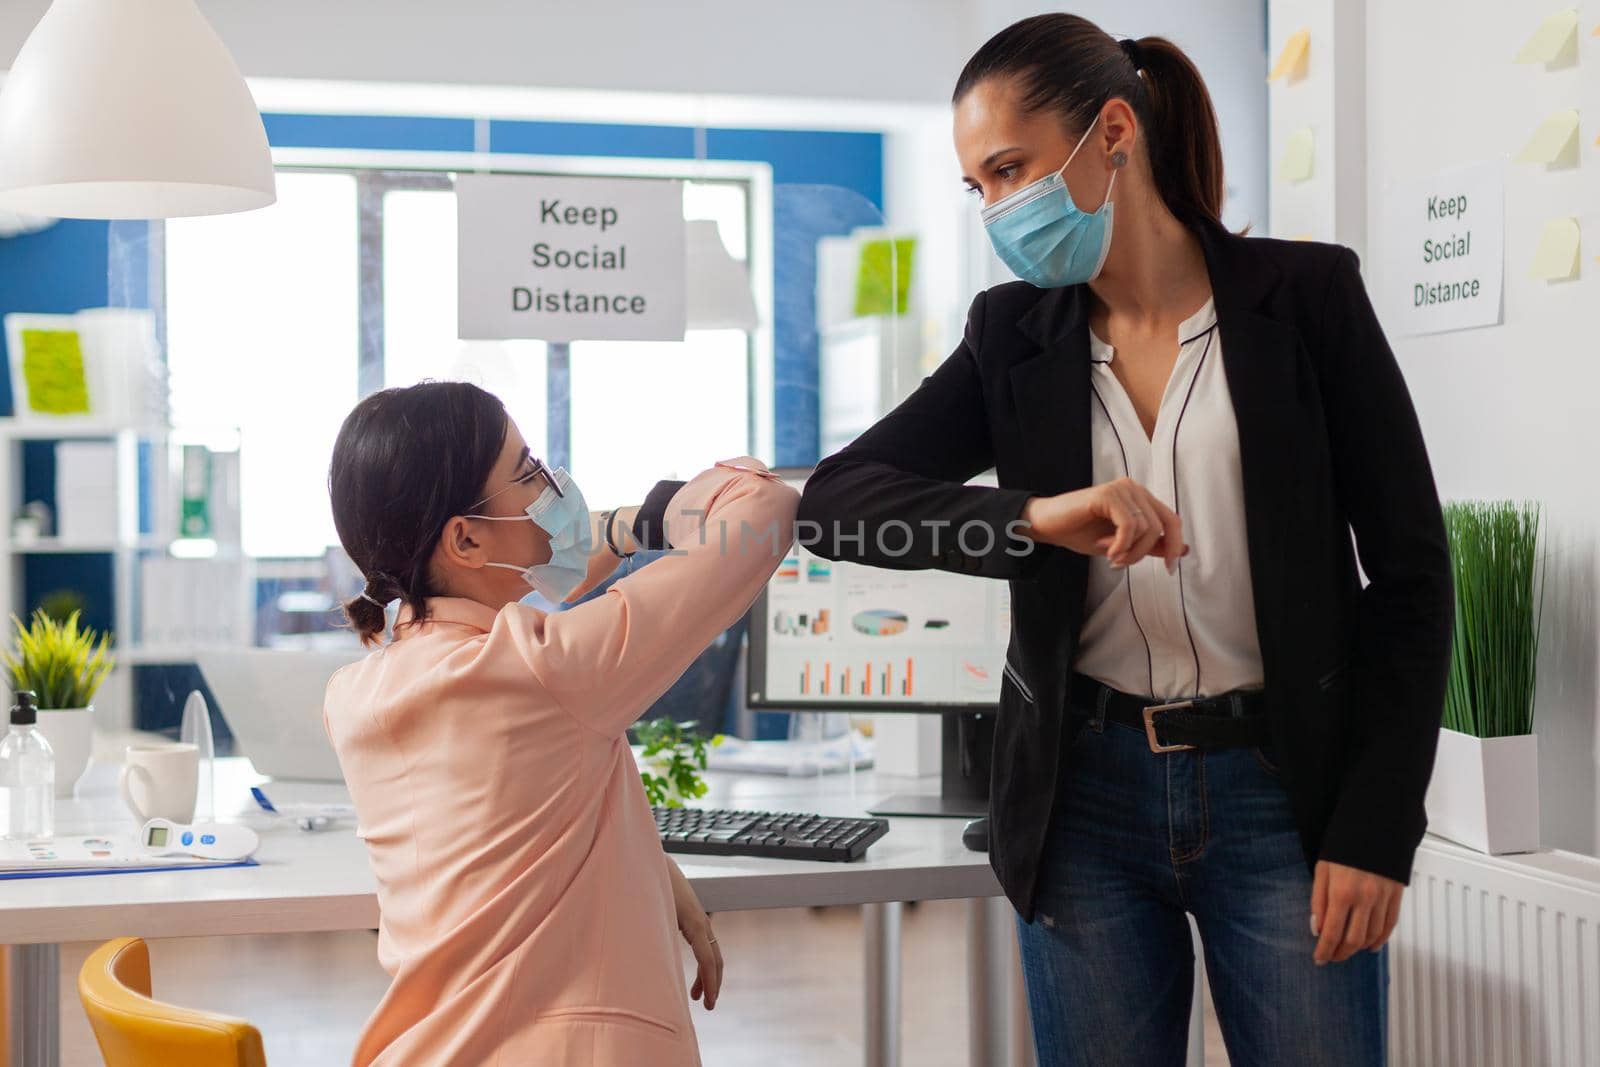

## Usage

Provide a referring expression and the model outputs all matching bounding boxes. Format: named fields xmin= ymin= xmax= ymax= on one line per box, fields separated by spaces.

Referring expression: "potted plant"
xmin=1423 ymin=501 xmax=1544 ymax=854
xmin=2 ymin=609 xmax=115 ymax=796
xmin=634 ymin=717 xmax=723 ymax=808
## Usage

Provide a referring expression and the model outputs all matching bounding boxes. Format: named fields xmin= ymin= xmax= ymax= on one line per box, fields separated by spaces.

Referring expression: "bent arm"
xmin=506 ymin=459 xmax=798 ymax=736
xmin=798 ymin=290 xmax=1047 ymax=580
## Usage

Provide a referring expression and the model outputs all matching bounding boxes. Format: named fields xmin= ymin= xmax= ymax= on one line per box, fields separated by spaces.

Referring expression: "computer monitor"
xmin=746 ymin=468 xmax=1007 ymax=817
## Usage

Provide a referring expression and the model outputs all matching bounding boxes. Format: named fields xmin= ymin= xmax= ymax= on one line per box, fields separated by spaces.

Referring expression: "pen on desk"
xmin=251 ymin=787 xmax=340 ymax=832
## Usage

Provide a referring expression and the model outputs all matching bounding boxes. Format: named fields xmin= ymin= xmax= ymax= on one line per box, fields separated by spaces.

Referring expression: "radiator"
xmin=1391 ymin=838 xmax=1600 ymax=1066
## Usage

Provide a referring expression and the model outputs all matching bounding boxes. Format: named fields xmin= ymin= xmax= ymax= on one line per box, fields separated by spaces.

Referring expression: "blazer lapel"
xmin=1010 ymin=286 xmax=1093 ymax=496
xmin=1201 ymin=225 xmax=1299 ymax=655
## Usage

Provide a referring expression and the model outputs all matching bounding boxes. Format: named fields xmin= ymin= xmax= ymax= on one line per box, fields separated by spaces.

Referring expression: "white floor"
xmin=56 ymin=900 xmax=1230 ymax=1066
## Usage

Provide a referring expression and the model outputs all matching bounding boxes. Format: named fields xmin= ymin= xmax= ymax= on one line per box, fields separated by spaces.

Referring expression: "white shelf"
xmin=7 ymin=537 xmax=167 ymax=554
xmin=0 ymin=419 xmax=167 ymax=441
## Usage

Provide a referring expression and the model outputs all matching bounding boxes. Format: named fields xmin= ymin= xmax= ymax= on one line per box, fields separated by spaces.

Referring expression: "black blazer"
xmin=797 ymin=221 xmax=1454 ymax=922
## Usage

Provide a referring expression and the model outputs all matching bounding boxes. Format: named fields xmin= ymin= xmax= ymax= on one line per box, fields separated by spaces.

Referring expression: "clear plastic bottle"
xmin=0 ymin=690 xmax=55 ymax=840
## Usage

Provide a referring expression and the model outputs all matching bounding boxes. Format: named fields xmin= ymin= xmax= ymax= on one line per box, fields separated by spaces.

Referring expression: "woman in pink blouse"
xmin=322 ymin=381 xmax=797 ymax=1065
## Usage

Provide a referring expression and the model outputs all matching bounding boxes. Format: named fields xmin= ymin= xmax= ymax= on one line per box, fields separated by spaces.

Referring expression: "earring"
xmin=1111 ymin=150 xmax=1128 ymax=168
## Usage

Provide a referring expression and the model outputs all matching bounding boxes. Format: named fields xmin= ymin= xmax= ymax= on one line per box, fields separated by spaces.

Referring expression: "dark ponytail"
xmin=953 ymin=14 xmax=1226 ymax=227
xmin=328 ymin=382 xmax=509 ymax=646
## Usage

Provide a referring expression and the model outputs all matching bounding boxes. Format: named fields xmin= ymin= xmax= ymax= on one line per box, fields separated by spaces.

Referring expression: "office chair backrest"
xmin=78 ymin=938 xmax=267 ymax=1067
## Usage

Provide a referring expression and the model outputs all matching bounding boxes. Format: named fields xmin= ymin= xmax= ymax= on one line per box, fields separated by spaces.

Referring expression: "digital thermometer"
xmin=140 ymin=819 xmax=260 ymax=861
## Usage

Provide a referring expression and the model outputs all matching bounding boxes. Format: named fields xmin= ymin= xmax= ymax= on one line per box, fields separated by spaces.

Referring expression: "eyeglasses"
xmin=469 ymin=453 xmax=562 ymax=512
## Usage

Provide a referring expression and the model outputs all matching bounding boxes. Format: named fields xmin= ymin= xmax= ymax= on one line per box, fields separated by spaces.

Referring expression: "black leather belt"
xmin=1069 ymin=673 xmax=1270 ymax=754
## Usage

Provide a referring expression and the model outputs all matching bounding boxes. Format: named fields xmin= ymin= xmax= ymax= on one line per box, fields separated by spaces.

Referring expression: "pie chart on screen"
xmin=851 ymin=609 xmax=909 ymax=636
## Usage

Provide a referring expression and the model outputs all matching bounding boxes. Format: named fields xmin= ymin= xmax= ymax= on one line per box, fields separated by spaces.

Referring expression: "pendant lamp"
xmin=0 ymin=0 xmax=275 ymax=219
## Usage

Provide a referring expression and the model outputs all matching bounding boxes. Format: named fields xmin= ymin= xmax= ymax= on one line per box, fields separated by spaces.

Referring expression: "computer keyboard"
xmin=653 ymin=806 xmax=889 ymax=862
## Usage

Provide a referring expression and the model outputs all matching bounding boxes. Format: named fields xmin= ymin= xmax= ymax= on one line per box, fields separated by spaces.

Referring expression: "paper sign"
xmin=19 ymin=329 xmax=91 ymax=415
xmin=1514 ymin=109 xmax=1579 ymax=165
xmin=1268 ymin=28 xmax=1310 ymax=82
xmin=1379 ymin=161 xmax=1505 ymax=336
xmin=1278 ymin=128 xmax=1314 ymax=183
xmin=854 ymin=237 xmax=916 ymax=316
xmin=457 ymin=173 xmax=686 ymax=342
xmin=1514 ymin=9 xmax=1578 ymax=65
xmin=1530 ymin=217 xmax=1580 ymax=280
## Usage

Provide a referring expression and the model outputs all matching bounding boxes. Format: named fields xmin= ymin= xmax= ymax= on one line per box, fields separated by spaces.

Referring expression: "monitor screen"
xmin=746 ymin=471 xmax=1010 ymax=711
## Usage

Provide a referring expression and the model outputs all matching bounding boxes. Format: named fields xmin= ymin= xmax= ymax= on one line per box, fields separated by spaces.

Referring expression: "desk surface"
xmin=0 ymin=758 xmax=1001 ymax=946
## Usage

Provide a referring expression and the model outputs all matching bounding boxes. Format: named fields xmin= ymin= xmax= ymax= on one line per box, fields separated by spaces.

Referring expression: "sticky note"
xmin=854 ymin=237 xmax=916 ymax=316
xmin=1278 ymin=128 xmax=1314 ymax=183
xmin=1268 ymin=28 xmax=1310 ymax=82
xmin=18 ymin=329 xmax=91 ymax=415
xmin=1514 ymin=9 xmax=1578 ymax=65
xmin=1530 ymin=217 xmax=1580 ymax=280
xmin=1515 ymin=109 xmax=1580 ymax=165
xmin=1290 ymin=233 xmax=1316 ymax=242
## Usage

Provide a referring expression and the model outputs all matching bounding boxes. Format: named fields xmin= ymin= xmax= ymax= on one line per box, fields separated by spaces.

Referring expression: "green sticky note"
xmin=853 ymin=237 xmax=916 ymax=317
xmin=19 ymin=329 xmax=91 ymax=415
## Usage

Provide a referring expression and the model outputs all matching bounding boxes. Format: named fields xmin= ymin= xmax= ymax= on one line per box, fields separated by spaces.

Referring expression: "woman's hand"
xmin=1311 ymin=860 xmax=1404 ymax=964
xmin=1021 ymin=477 xmax=1188 ymax=570
xmin=563 ymin=506 xmax=641 ymax=603
xmin=668 ymin=857 xmax=723 ymax=1009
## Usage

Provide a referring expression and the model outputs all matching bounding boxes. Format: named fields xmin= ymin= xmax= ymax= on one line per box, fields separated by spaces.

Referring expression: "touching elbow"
xmin=746 ymin=481 xmax=798 ymax=562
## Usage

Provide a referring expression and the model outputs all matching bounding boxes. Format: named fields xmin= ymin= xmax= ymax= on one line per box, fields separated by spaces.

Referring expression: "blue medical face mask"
xmin=468 ymin=467 xmax=593 ymax=603
xmin=980 ymin=113 xmax=1117 ymax=288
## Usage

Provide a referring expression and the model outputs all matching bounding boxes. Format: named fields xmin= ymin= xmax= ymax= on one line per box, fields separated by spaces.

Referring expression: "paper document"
xmin=702 ymin=732 xmax=875 ymax=777
xmin=1515 ymin=110 xmax=1579 ymax=166
xmin=1278 ymin=128 xmax=1315 ymax=183
xmin=0 ymin=834 xmax=253 ymax=874
xmin=1513 ymin=9 xmax=1578 ymax=65
xmin=1530 ymin=217 xmax=1581 ymax=281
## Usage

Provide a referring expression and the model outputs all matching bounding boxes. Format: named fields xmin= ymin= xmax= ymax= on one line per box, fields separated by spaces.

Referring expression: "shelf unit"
xmin=0 ymin=417 xmax=252 ymax=730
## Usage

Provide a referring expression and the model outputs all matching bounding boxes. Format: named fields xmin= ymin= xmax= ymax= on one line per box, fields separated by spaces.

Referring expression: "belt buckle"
xmin=1143 ymin=701 xmax=1198 ymax=753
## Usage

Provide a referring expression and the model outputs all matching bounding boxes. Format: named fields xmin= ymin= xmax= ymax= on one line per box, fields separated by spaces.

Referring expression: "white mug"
xmin=119 ymin=743 xmax=199 ymax=824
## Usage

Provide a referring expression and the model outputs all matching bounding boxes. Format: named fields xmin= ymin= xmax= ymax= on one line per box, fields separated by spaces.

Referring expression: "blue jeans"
xmin=1015 ymin=706 xmax=1387 ymax=1066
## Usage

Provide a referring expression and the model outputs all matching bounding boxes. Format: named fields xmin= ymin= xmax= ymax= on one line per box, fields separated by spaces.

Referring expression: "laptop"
xmin=196 ymin=649 xmax=364 ymax=782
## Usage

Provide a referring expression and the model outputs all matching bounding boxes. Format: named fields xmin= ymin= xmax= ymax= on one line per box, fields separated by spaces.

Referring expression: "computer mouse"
xmin=961 ymin=817 xmax=990 ymax=853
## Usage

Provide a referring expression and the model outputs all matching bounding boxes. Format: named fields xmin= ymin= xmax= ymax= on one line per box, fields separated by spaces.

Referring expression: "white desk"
xmin=3 ymin=758 xmax=1031 ymax=1067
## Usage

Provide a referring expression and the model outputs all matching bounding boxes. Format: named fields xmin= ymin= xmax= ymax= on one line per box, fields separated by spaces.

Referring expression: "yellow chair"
xmin=77 ymin=938 xmax=267 ymax=1067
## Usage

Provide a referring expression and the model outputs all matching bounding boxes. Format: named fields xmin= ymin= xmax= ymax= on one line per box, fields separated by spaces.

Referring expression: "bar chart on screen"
xmin=758 ymin=546 xmax=1008 ymax=707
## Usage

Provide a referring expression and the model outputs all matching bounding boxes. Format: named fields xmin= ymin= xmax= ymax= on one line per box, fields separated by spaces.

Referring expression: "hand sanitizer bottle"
xmin=0 ymin=690 xmax=55 ymax=840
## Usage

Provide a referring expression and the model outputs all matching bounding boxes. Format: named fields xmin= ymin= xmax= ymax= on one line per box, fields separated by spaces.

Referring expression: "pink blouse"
xmin=324 ymin=462 xmax=797 ymax=1065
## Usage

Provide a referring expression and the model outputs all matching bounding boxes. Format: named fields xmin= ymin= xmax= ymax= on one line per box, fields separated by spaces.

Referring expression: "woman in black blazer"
xmin=798 ymin=14 xmax=1452 ymax=1066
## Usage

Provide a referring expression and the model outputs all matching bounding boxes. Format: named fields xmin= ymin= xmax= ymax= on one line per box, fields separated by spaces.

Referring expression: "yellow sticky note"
xmin=854 ymin=237 xmax=916 ymax=316
xmin=1530 ymin=217 xmax=1580 ymax=280
xmin=1515 ymin=109 xmax=1580 ymax=164
xmin=1290 ymin=233 xmax=1316 ymax=242
xmin=1514 ymin=9 xmax=1578 ymax=65
xmin=1268 ymin=28 xmax=1310 ymax=82
xmin=1278 ymin=128 xmax=1314 ymax=183
xmin=19 ymin=329 xmax=91 ymax=415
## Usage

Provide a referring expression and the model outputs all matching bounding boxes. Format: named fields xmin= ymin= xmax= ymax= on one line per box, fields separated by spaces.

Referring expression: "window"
xmin=164 ymin=155 xmax=764 ymax=558
xmin=382 ymin=187 xmax=549 ymax=454
xmin=165 ymin=172 xmax=359 ymax=558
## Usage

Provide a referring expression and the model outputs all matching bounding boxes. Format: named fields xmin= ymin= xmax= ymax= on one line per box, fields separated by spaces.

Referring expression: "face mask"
xmin=468 ymin=467 xmax=593 ymax=603
xmin=981 ymin=112 xmax=1117 ymax=288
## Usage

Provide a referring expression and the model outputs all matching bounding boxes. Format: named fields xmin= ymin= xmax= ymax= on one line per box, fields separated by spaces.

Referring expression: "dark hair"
xmin=328 ymin=382 xmax=508 ymax=646
xmin=953 ymin=13 xmax=1225 ymax=227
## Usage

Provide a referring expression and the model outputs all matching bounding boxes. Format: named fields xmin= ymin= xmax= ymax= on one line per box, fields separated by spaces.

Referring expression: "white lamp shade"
xmin=0 ymin=0 xmax=275 ymax=219
xmin=685 ymin=220 xmax=759 ymax=330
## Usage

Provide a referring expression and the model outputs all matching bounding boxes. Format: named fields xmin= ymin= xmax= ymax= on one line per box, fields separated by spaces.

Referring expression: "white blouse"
xmin=1073 ymin=298 xmax=1265 ymax=701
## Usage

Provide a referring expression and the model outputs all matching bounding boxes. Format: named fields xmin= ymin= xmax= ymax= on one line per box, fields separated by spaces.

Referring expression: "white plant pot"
xmin=34 ymin=705 xmax=94 ymax=797
xmin=1423 ymin=727 xmax=1540 ymax=855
